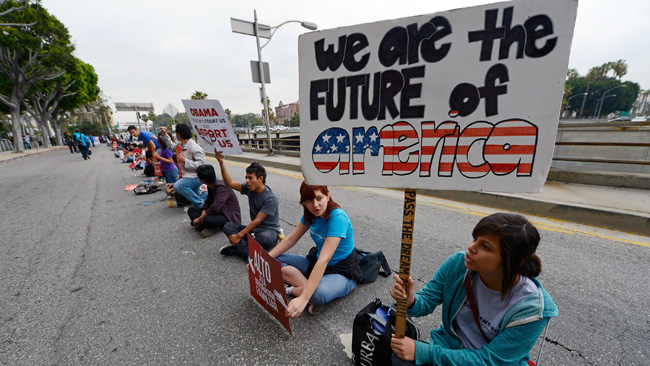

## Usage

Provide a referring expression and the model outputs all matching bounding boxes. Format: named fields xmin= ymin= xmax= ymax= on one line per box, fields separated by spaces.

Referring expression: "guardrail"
xmin=236 ymin=121 xmax=650 ymax=175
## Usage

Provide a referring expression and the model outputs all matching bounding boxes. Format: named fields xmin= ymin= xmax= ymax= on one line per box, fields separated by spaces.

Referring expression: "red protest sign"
xmin=247 ymin=234 xmax=291 ymax=335
xmin=129 ymin=158 xmax=141 ymax=169
xmin=153 ymin=159 xmax=162 ymax=177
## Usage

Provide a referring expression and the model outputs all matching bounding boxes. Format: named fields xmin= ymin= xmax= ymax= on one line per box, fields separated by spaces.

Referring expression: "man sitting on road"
xmin=215 ymin=148 xmax=281 ymax=260
xmin=165 ymin=123 xmax=206 ymax=208
xmin=188 ymin=164 xmax=242 ymax=238
xmin=127 ymin=125 xmax=160 ymax=154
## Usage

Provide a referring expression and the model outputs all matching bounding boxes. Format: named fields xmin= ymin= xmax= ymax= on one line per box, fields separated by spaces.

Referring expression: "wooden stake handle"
xmin=395 ymin=188 xmax=417 ymax=338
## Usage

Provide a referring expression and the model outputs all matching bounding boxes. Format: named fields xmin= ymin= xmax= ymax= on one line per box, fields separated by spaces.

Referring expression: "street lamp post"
xmin=596 ymin=85 xmax=625 ymax=120
xmin=233 ymin=12 xmax=317 ymax=156
xmin=562 ymin=93 xmax=587 ymax=118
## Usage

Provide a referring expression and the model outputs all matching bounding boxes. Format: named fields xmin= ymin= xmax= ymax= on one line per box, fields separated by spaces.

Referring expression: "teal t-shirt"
xmin=300 ymin=208 xmax=354 ymax=265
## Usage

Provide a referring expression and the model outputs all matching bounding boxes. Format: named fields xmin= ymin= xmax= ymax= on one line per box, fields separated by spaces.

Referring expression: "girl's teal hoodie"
xmin=407 ymin=251 xmax=558 ymax=366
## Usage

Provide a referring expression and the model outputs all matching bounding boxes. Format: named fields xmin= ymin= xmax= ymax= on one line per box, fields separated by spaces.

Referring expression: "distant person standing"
xmin=23 ymin=134 xmax=32 ymax=150
xmin=127 ymin=125 xmax=160 ymax=153
xmin=73 ymin=129 xmax=90 ymax=160
xmin=64 ymin=132 xmax=78 ymax=153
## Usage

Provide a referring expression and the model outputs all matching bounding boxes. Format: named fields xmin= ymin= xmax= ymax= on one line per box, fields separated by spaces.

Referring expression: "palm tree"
xmin=579 ymin=67 xmax=603 ymax=118
xmin=191 ymin=91 xmax=208 ymax=100
xmin=610 ymin=59 xmax=628 ymax=80
xmin=566 ymin=68 xmax=579 ymax=81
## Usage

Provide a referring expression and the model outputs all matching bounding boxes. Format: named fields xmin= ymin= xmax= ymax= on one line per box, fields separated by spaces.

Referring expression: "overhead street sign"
xmin=230 ymin=18 xmax=271 ymax=39
xmin=114 ymin=103 xmax=154 ymax=112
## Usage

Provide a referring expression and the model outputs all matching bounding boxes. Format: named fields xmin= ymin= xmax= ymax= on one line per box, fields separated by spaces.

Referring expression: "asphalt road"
xmin=1 ymin=146 xmax=649 ymax=365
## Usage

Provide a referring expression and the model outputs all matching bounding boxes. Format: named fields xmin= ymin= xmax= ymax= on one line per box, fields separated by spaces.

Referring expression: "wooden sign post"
xmin=394 ymin=188 xmax=417 ymax=338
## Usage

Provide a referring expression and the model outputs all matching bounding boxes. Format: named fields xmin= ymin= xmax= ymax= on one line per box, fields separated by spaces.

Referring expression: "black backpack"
xmin=134 ymin=182 xmax=158 ymax=194
xmin=355 ymin=249 xmax=392 ymax=284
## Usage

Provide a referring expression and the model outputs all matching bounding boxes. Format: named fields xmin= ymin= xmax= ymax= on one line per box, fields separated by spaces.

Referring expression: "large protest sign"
xmin=299 ymin=0 xmax=578 ymax=193
xmin=181 ymin=99 xmax=243 ymax=155
xmin=247 ymin=234 xmax=291 ymax=335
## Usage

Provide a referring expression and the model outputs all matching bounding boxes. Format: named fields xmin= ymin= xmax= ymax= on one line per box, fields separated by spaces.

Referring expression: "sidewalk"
xmin=0 ymin=145 xmax=67 ymax=165
xmin=222 ymin=150 xmax=650 ymax=236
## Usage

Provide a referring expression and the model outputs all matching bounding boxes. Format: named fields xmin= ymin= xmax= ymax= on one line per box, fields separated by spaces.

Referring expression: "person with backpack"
xmin=389 ymin=213 xmax=558 ymax=366
xmin=265 ymin=182 xmax=362 ymax=317
xmin=72 ymin=129 xmax=90 ymax=160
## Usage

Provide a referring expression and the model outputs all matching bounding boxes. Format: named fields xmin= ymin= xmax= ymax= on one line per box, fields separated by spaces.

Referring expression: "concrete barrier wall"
xmin=552 ymin=123 xmax=650 ymax=175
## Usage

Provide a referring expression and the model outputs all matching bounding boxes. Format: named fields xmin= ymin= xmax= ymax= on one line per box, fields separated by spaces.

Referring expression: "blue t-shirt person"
xmin=300 ymin=208 xmax=354 ymax=265
xmin=138 ymin=130 xmax=160 ymax=149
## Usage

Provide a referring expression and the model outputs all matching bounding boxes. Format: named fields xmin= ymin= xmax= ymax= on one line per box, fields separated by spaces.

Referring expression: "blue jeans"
xmin=173 ymin=177 xmax=205 ymax=208
xmin=163 ymin=167 xmax=179 ymax=184
xmin=276 ymin=254 xmax=357 ymax=306
xmin=223 ymin=223 xmax=279 ymax=259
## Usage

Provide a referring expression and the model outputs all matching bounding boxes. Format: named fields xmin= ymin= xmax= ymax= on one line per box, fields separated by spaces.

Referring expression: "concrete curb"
xmin=221 ymin=153 xmax=650 ymax=236
xmin=0 ymin=146 xmax=67 ymax=165
xmin=415 ymin=189 xmax=650 ymax=236
xmin=547 ymin=169 xmax=650 ymax=190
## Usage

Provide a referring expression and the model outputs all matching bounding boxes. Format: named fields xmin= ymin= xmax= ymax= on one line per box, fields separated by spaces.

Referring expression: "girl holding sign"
xmin=389 ymin=213 xmax=558 ymax=366
xmin=269 ymin=182 xmax=362 ymax=317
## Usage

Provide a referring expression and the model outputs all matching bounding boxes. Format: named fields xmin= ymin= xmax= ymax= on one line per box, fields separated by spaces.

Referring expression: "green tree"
xmin=0 ymin=1 xmax=74 ymax=152
xmin=54 ymin=59 xmax=100 ymax=140
xmin=191 ymin=90 xmax=207 ymax=100
xmin=288 ymin=112 xmax=300 ymax=127
xmin=0 ymin=0 xmax=35 ymax=27
xmin=23 ymin=56 xmax=97 ymax=147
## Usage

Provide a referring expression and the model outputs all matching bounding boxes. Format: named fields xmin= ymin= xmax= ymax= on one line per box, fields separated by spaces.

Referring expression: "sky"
xmin=42 ymin=0 xmax=650 ymax=125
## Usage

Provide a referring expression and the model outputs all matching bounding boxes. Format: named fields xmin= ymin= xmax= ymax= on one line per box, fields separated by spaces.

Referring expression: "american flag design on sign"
xmin=312 ymin=127 xmax=351 ymax=174
xmin=379 ymin=122 xmax=421 ymax=176
xmin=420 ymin=121 xmax=460 ymax=177
xmin=352 ymin=126 xmax=380 ymax=175
xmin=456 ymin=121 xmax=495 ymax=178
xmin=485 ymin=119 xmax=537 ymax=176
xmin=436 ymin=118 xmax=537 ymax=178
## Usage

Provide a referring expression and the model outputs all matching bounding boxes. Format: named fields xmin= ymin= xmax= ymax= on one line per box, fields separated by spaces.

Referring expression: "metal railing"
xmin=236 ymin=121 xmax=650 ymax=173
xmin=236 ymin=131 xmax=300 ymax=155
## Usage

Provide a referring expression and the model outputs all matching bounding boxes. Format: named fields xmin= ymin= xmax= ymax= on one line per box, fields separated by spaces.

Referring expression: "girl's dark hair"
xmin=196 ymin=164 xmax=217 ymax=185
xmin=299 ymin=181 xmax=340 ymax=225
xmin=157 ymin=131 xmax=175 ymax=150
xmin=175 ymin=123 xmax=193 ymax=139
xmin=472 ymin=213 xmax=541 ymax=298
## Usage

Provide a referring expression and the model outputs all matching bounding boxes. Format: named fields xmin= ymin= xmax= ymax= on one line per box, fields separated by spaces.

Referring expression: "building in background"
xmin=274 ymin=100 xmax=299 ymax=125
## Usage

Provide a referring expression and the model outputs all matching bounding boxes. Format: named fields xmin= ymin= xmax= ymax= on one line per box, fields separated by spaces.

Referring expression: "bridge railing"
xmin=553 ymin=120 xmax=650 ymax=175
xmin=236 ymin=121 xmax=650 ymax=175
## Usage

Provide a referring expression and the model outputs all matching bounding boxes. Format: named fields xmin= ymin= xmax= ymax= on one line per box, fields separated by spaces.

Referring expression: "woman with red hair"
xmin=269 ymin=182 xmax=362 ymax=317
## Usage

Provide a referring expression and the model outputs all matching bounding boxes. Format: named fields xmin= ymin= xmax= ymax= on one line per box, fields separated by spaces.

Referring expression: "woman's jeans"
xmin=163 ymin=167 xmax=179 ymax=185
xmin=173 ymin=177 xmax=205 ymax=208
xmin=275 ymin=254 xmax=357 ymax=306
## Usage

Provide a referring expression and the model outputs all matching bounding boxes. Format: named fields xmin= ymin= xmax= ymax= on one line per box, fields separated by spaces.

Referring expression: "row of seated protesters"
xmin=114 ymin=123 xmax=558 ymax=365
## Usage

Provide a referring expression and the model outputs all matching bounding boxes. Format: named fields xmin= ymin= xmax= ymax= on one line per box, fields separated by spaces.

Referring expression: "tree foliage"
xmin=191 ymin=91 xmax=207 ymax=100
xmin=0 ymin=1 xmax=74 ymax=152
xmin=564 ymin=60 xmax=640 ymax=118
